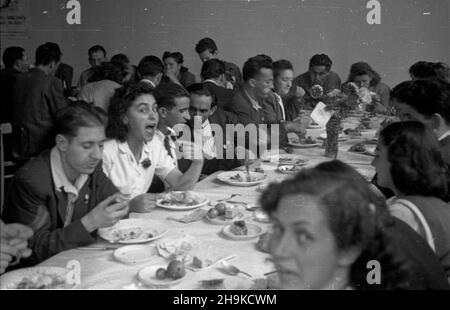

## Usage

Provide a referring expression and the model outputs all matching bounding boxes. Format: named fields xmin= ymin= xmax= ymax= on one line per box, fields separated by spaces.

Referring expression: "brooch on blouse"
xmin=141 ymin=158 xmax=152 ymax=169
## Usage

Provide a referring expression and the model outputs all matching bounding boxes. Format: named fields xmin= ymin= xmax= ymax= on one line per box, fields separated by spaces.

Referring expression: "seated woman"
xmin=372 ymin=121 xmax=450 ymax=278
xmin=345 ymin=62 xmax=394 ymax=115
xmin=260 ymin=160 xmax=450 ymax=289
xmin=77 ymin=61 xmax=128 ymax=111
xmin=162 ymin=51 xmax=196 ymax=89
xmin=102 ymin=82 xmax=204 ymax=210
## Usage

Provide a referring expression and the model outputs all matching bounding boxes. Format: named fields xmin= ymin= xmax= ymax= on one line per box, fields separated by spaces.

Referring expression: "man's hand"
xmin=326 ymin=89 xmax=341 ymax=97
xmin=295 ymin=86 xmax=306 ymax=98
xmin=0 ymin=222 xmax=34 ymax=274
xmin=283 ymin=120 xmax=307 ymax=139
xmin=81 ymin=193 xmax=129 ymax=233
xmin=128 ymin=193 xmax=160 ymax=213
xmin=236 ymin=145 xmax=257 ymax=166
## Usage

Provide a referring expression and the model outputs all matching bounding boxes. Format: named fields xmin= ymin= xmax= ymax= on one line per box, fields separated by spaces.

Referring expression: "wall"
xmin=1 ymin=0 xmax=449 ymax=87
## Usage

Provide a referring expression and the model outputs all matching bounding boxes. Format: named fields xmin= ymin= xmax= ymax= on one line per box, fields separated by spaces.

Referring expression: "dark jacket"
xmin=54 ymin=62 xmax=74 ymax=96
xmin=2 ymin=150 xmax=118 ymax=265
xmin=0 ymin=68 xmax=21 ymax=123
xmin=203 ymin=81 xmax=234 ymax=110
xmin=223 ymin=61 xmax=243 ymax=91
xmin=11 ymin=68 xmax=68 ymax=158
xmin=441 ymin=135 xmax=450 ymax=202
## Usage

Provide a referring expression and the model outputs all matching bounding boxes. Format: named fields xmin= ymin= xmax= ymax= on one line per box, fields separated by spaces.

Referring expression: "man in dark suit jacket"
xmin=11 ymin=43 xmax=69 ymax=159
xmin=2 ymin=102 xmax=127 ymax=266
xmin=200 ymin=59 xmax=235 ymax=110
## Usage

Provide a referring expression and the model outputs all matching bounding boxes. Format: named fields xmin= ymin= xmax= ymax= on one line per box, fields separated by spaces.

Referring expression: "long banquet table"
xmin=37 ymin=116 xmax=382 ymax=289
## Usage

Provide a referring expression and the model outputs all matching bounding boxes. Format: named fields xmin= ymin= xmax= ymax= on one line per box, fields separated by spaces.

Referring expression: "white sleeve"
xmin=154 ymin=146 xmax=176 ymax=181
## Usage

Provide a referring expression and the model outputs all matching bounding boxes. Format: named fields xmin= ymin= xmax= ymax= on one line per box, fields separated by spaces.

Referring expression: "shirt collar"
xmin=118 ymin=140 xmax=152 ymax=156
xmin=204 ymin=79 xmax=220 ymax=87
xmin=244 ymin=89 xmax=262 ymax=111
xmin=140 ymin=79 xmax=156 ymax=88
xmin=438 ymin=130 xmax=450 ymax=141
xmin=50 ymin=147 xmax=88 ymax=197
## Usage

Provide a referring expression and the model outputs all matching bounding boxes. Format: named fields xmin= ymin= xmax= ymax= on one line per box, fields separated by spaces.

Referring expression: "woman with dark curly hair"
xmin=345 ymin=62 xmax=394 ymax=115
xmin=102 ymin=82 xmax=203 ymax=211
xmin=162 ymin=51 xmax=196 ymax=89
xmin=260 ymin=160 xmax=450 ymax=289
xmin=372 ymin=121 xmax=450 ymax=278
xmin=77 ymin=61 xmax=129 ymax=111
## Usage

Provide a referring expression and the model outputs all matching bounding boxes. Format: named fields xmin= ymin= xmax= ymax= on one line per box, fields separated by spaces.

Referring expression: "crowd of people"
xmin=0 ymin=37 xmax=449 ymax=289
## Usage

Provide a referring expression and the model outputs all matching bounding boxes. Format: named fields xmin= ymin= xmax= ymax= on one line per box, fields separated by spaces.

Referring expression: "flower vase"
xmin=325 ymin=114 xmax=341 ymax=158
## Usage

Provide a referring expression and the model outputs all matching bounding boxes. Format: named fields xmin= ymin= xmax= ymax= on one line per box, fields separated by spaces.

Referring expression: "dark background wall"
xmin=1 ymin=0 xmax=449 ymax=87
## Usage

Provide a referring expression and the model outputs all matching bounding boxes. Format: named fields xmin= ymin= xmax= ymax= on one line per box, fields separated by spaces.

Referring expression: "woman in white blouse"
xmin=102 ymin=82 xmax=204 ymax=210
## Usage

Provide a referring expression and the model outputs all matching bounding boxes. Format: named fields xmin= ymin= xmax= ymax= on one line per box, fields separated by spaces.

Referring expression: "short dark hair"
xmin=347 ymin=62 xmax=381 ymax=86
xmin=409 ymin=61 xmax=437 ymax=79
xmin=391 ymin=79 xmax=450 ymax=124
xmin=200 ymin=59 xmax=225 ymax=80
xmin=55 ymin=100 xmax=107 ymax=139
xmin=110 ymin=53 xmax=130 ymax=65
xmin=88 ymin=45 xmax=106 ymax=57
xmin=242 ymin=55 xmax=273 ymax=82
xmin=273 ymin=59 xmax=294 ymax=78
xmin=43 ymin=42 xmax=62 ymax=60
xmin=2 ymin=46 xmax=25 ymax=69
xmin=162 ymin=51 xmax=184 ymax=64
xmin=195 ymin=37 xmax=218 ymax=54
xmin=434 ymin=62 xmax=450 ymax=82
xmin=35 ymin=43 xmax=60 ymax=66
xmin=138 ymin=55 xmax=164 ymax=78
xmin=309 ymin=54 xmax=333 ymax=71
xmin=89 ymin=61 xmax=128 ymax=84
xmin=187 ymin=83 xmax=217 ymax=108
xmin=155 ymin=82 xmax=189 ymax=110
xmin=106 ymin=82 xmax=158 ymax=142
xmin=380 ymin=121 xmax=448 ymax=200
xmin=259 ymin=160 xmax=413 ymax=290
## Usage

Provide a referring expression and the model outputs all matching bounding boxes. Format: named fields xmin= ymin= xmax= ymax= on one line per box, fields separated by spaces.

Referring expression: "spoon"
xmin=220 ymin=261 xmax=253 ymax=278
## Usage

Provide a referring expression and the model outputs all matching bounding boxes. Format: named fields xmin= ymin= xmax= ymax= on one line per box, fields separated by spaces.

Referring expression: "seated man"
xmin=195 ymin=38 xmax=243 ymax=91
xmin=292 ymin=53 xmax=342 ymax=109
xmin=77 ymin=45 xmax=107 ymax=88
xmin=45 ymin=42 xmax=74 ymax=97
xmin=178 ymin=83 xmax=241 ymax=175
xmin=3 ymin=101 xmax=128 ymax=265
xmin=137 ymin=55 xmax=165 ymax=88
xmin=228 ymin=55 xmax=306 ymax=154
xmin=200 ymin=59 xmax=235 ymax=110
xmin=392 ymin=78 xmax=450 ymax=202
xmin=12 ymin=43 xmax=68 ymax=159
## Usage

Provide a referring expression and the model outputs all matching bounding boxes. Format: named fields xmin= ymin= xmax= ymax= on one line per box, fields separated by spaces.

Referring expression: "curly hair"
xmin=260 ymin=160 xmax=413 ymax=290
xmin=106 ymin=82 xmax=158 ymax=142
xmin=380 ymin=121 xmax=448 ymax=200
xmin=309 ymin=54 xmax=332 ymax=71
xmin=162 ymin=51 xmax=184 ymax=64
xmin=347 ymin=62 xmax=382 ymax=87
xmin=195 ymin=37 xmax=218 ymax=54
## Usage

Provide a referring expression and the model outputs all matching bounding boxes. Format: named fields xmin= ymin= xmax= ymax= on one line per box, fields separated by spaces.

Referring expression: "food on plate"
xmin=349 ymin=142 xmax=367 ymax=153
xmin=224 ymin=206 xmax=239 ymax=219
xmin=303 ymin=136 xmax=316 ymax=144
xmin=214 ymin=203 xmax=227 ymax=215
xmin=256 ymin=233 xmax=272 ymax=253
xmin=278 ymin=165 xmax=303 ymax=173
xmin=310 ymin=120 xmax=319 ymax=126
xmin=229 ymin=220 xmax=248 ymax=236
xmin=359 ymin=117 xmax=372 ymax=129
xmin=200 ymin=278 xmax=225 ymax=288
xmin=289 ymin=136 xmax=300 ymax=144
xmin=192 ymin=256 xmax=204 ymax=268
xmin=277 ymin=157 xmax=308 ymax=166
xmin=166 ymin=260 xmax=186 ymax=280
xmin=111 ymin=227 xmax=151 ymax=242
xmin=229 ymin=173 xmax=256 ymax=182
xmin=155 ymin=268 xmax=167 ymax=280
xmin=16 ymin=272 xmax=67 ymax=289
xmin=207 ymin=208 xmax=219 ymax=219
xmin=159 ymin=191 xmax=200 ymax=206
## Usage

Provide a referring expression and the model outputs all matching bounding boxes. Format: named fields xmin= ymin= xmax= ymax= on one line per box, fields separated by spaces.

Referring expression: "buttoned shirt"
xmin=244 ymin=89 xmax=262 ymax=111
xmin=102 ymin=138 xmax=176 ymax=198
xmin=50 ymin=147 xmax=88 ymax=227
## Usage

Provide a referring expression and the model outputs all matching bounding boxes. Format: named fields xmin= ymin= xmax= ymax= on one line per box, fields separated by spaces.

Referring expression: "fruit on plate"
xmin=166 ymin=260 xmax=186 ymax=280
xmin=230 ymin=220 xmax=248 ymax=236
xmin=155 ymin=268 xmax=167 ymax=280
xmin=303 ymin=136 xmax=316 ymax=144
xmin=207 ymin=208 xmax=219 ymax=219
xmin=214 ymin=203 xmax=227 ymax=215
xmin=225 ymin=206 xmax=239 ymax=219
xmin=349 ymin=142 xmax=367 ymax=152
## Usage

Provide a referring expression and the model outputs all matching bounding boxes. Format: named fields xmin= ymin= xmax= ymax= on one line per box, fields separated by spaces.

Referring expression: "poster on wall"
xmin=0 ymin=0 xmax=29 ymax=39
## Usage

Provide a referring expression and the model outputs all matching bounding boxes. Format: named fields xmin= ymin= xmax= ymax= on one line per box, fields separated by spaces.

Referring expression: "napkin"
xmin=310 ymin=102 xmax=332 ymax=127
xmin=166 ymin=209 xmax=208 ymax=223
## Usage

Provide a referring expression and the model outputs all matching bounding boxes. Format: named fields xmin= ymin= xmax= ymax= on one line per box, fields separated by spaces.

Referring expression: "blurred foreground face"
xmin=270 ymin=194 xmax=344 ymax=289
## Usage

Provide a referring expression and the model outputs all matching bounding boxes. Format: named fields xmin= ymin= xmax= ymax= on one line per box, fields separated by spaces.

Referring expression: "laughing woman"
xmin=102 ymin=82 xmax=204 ymax=211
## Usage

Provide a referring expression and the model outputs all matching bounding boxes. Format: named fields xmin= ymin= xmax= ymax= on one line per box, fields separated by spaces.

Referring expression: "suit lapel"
xmin=54 ymin=189 xmax=67 ymax=225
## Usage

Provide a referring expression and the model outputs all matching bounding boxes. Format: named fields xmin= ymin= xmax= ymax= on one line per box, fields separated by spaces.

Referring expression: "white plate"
xmin=0 ymin=267 xmax=74 ymax=289
xmin=288 ymin=141 xmax=319 ymax=148
xmin=276 ymin=165 xmax=304 ymax=174
xmin=221 ymin=223 xmax=264 ymax=241
xmin=98 ymin=219 xmax=168 ymax=244
xmin=138 ymin=265 xmax=189 ymax=288
xmin=307 ymin=124 xmax=322 ymax=129
xmin=269 ymin=155 xmax=309 ymax=166
xmin=156 ymin=191 xmax=209 ymax=211
xmin=217 ymin=171 xmax=266 ymax=187
xmin=113 ymin=244 xmax=158 ymax=264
